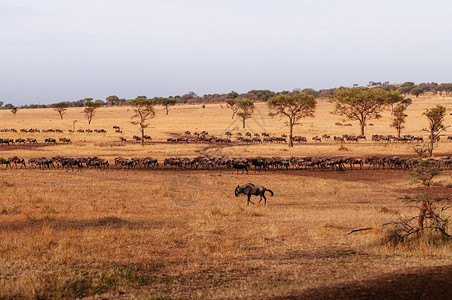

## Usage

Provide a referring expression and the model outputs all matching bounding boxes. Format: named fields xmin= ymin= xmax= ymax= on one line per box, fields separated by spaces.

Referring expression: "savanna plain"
xmin=0 ymin=95 xmax=452 ymax=298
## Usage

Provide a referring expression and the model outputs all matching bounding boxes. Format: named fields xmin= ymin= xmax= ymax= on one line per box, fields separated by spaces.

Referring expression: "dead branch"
xmin=347 ymin=227 xmax=373 ymax=235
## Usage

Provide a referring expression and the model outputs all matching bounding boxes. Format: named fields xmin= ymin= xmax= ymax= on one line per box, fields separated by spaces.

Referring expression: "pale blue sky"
xmin=1 ymin=0 xmax=451 ymax=106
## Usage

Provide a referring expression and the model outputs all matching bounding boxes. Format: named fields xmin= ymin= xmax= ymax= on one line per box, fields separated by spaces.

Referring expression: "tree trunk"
xmin=141 ymin=127 xmax=145 ymax=145
xmin=242 ymin=117 xmax=245 ymax=129
xmin=360 ymin=123 xmax=365 ymax=136
xmin=165 ymin=106 xmax=169 ymax=115
xmin=418 ymin=200 xmax=434 ymax=228
xmin=288 ymin=119 xmax=293 ymax=147
xmin=428 ymin=133 xmax=434 ymax=157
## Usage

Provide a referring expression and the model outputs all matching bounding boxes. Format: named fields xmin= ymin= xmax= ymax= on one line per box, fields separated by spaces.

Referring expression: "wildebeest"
xmin=0 ymin=158 xmax=11 ymax=169
xmin=59 ymin=137 xmax=71 ymax=144
xmin=8 ymin=156 xmax=26 ymax=169
xmin=45 ymin=138 xmax=57 ymax=144
xmin=235 ymin=183 xmax=274 ymax=205
xmin=232 ymin=159 xmax=249 ymax=174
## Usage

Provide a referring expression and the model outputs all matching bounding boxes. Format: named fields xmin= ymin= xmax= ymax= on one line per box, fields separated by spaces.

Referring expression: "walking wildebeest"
xmin=235 ymin=183 xmax=274 ymax=205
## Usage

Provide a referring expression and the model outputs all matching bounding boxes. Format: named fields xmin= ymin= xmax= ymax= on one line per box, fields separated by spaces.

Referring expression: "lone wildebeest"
xmin=235 ymin=183 xmax=274 ymax=205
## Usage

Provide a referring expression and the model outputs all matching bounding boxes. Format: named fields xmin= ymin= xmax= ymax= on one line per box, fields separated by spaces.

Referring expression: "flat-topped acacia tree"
xmin=329 ymin=87 xmax=404 ymax=136
xmin=83 ymin=98 xmax=101 ymax=124
xmin=267 ymin=92 xmax=316 ymax=147
xmin=52 ymin=102 xmax=69 ymax=119
xmin=235 ymin=99 xmax=254 ymax=129
xmin=159 ymin=98 xmax=177 ymax=115
xmin=130 ymin=98 xmax=155 ymax=145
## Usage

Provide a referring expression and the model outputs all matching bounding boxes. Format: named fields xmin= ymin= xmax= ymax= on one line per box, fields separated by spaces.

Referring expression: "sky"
xmin=1 ymin=0 xmax=451 ymax=106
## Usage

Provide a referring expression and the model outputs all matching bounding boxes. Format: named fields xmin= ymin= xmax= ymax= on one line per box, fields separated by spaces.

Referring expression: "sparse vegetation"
xmin=83 ymin=98 xmax=101 ymax=125
xmin=384 ymin=146 xmax=450 ymax=244
xmin=130 ymin=97 xmax=156 ymax=145
xmin=390 ymin=103 xmax=409 ymax=137
xmin=0 ymin=93 xmax=450 ymax=298
xmin=422 ymin=105 xmax=449 ymax=157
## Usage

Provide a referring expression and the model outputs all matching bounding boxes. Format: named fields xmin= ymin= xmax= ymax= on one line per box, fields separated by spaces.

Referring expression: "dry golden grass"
xmin=0 ymin=95 xmax=451 ymax=298
xmin=0 ymin=93 xmax=451 ymax=160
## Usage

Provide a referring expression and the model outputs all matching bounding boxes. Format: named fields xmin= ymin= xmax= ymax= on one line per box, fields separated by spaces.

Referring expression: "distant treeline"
xmin=2 ymin=82 xmax=452 ymax=109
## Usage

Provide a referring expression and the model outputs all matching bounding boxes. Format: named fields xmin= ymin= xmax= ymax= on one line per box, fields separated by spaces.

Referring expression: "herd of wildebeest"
xmin=1 ymin=154 xmax=451 ymax=172
xmin=2 ymin=127 xmax=452 ymax=146
xmin=1 ymin=125 xmax=452 ymax=174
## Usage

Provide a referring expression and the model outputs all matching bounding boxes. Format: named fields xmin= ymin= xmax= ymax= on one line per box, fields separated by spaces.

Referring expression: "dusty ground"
xmin=0 ymin=168 xmax=451 ymax=298
xmin=0 ymin=94 xmax=451 ymax=298
xmin=278 ymin=265 xmax=452 ymax=299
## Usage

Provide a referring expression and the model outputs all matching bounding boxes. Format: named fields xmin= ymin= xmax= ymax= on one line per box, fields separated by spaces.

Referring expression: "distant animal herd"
xmin=2 ymin=126 xmax=450 ymax=146
xmin=1 ymin=154 xmax=451 ymax=172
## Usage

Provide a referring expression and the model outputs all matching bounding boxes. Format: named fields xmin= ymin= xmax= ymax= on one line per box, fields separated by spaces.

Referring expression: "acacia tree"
xmin=422 ymin=105 xmax=449 ymax=157
xmin=159 ymin=98 xmax=177 ymax=115
xmin=226 ymin=98 xmax=239 ymax=119
xmin=52 ymin=102 xmax=69 ymax=119
xmin=235 ymin=99 xmax=254 ymax=128
xmin=130 ymin=98 xmax=155 ymax=145
xmin=267 ymin=92 xmax=317 ymax=147
xmin=106 ymin=95 xmax=119 ymax=106
xmin=83 ymin=98 xmax=101 ymax=124
xmin=410 ymin=87 xmax=424 ymax=98
xmin=329 ymin=87 xmax=404 ymax=136
xmin=390 ymin=103 xmax=409 ymax=137
xmin=227 ymin=91 xmax=239 ymax=100
xmin=386 ymin=90 xmax=406 ymax=114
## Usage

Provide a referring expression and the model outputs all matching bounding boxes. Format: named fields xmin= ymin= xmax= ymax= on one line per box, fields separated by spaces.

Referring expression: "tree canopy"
xmin=52 ymin=101 xmax=69 ymax=119
xmin=83 ymin=99 xmax=101 ymax=124
xmin=267 ymin=92 xmax=316 ymax=147
xmin=235 ymin=99 xmax=255 ymax=129
xmin=159 ymin=98 xmax=177 ymax=115
xmin=329 ymin=87 xmax=404 ymax=135
xmin=422 ymin=105 xmax=449 ymax=157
